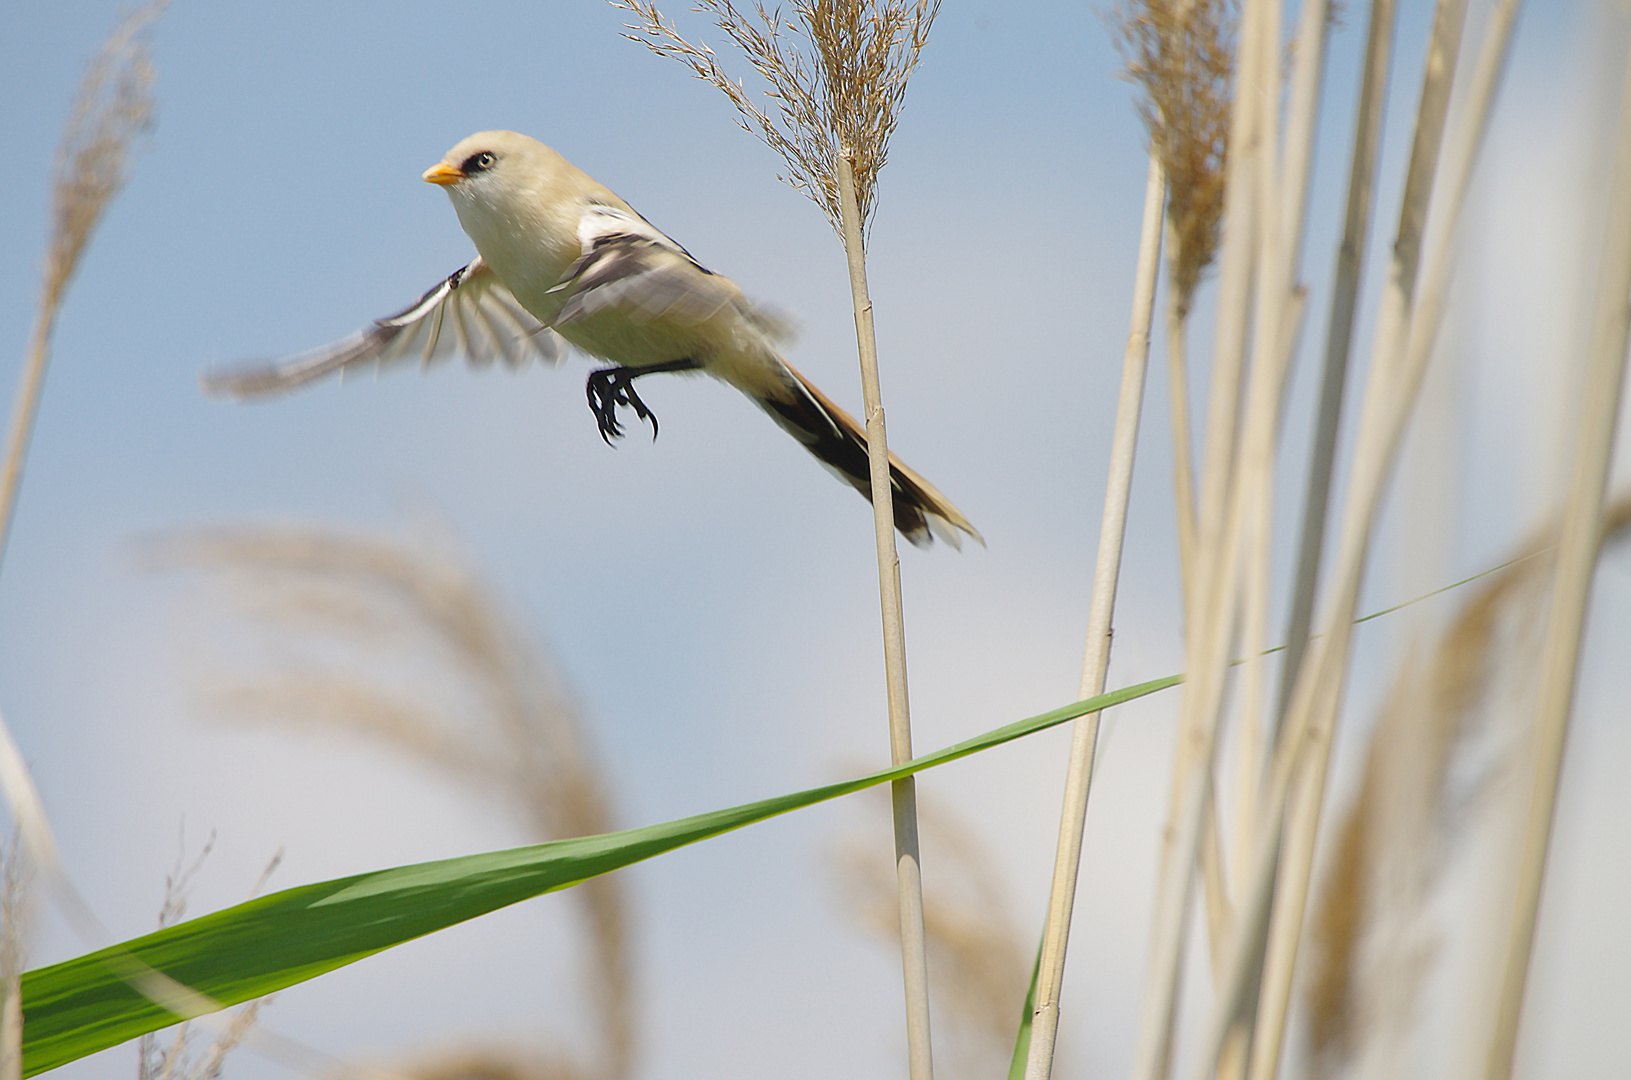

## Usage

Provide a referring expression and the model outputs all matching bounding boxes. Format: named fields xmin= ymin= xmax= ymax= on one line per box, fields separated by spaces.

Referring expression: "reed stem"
xmin=1024 ymin=151 xmax=1165 ymax=1080
xmin=835 ymin=150 xmax=934 ymax=1080
xmin=1481 ymin=29 xmax=1631 ymax=1080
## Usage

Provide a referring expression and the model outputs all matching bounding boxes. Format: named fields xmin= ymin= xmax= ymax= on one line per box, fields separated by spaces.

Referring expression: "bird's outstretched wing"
xmin=549 ymin=203 xmax=794 ymax=342
xmin=201 ymin=257 xmax=565 ymax=399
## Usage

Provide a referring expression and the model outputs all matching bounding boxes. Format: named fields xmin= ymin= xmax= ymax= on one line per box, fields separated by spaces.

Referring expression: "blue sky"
xmin=3 ymin=1 xmax=1629 ymax=1078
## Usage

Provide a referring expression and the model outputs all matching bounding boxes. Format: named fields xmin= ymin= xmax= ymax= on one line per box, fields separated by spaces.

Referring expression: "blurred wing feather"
xmin=201 ymin=258 xmax=564 ymax=399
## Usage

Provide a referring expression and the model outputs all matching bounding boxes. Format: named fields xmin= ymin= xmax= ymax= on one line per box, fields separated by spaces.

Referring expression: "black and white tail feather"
xmin=756 ymin=360 xmax=980 ymax=549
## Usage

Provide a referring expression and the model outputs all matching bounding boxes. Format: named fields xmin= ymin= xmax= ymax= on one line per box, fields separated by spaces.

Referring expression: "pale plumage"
xmin=202 ymin=131 xmax=980 ymax=549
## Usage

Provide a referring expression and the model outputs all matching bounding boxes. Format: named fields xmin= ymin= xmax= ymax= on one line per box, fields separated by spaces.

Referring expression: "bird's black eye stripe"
xmin=461 ymin=150 xmax=497 ymax=175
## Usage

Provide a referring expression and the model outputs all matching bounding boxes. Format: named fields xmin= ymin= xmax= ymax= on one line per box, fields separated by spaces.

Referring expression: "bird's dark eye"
xmin=462 ymin=150 xmax=497 ymax=175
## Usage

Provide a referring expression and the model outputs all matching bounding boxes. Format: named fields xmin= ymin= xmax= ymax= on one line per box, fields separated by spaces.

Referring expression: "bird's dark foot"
xmin=586 ymin=366 xmax=660 ymax=445
xmin=584 ymin=358 xmax=702 ymax=445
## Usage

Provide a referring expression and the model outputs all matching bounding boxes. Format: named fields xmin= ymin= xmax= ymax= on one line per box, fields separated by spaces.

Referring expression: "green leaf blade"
xmin=21 ymin=674 xmax=1179 ymax=1074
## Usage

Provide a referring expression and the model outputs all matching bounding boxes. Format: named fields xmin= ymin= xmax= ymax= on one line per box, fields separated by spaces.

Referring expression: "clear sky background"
xmin=4 ymin=1 xmax=1629 ymax=1078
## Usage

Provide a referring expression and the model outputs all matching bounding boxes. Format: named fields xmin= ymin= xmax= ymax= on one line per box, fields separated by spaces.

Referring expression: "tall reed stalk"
xmin=615 ymin=4 xmax=944 ymax=1074
xmin=835 ymin=148 xmax=934 ymax=1080
xmin=1124 ymin=3 xmax=1529 ymax=1077
xmin=1103 ymin=0 xmax=1533 ymax=1074
xmin=1019 ymin=6 xmax=1241 ymax=1073
xmin=1244 ymin=5 xmax=1521 ymax=1076
xmin=1023 ymin=151 xmax=1165 ymax=1080
xmin=1131 ymin=0 xmax=1272 ymax=1068
xmin=1481 ymin=31 xmax=1631 ymax=1080
xmin=1275 ymin=0 xmax=1400 ymax=735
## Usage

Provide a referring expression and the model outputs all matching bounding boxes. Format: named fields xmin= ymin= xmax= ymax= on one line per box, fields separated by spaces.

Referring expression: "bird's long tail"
xmin=748 ymin=358 xmax=983 ymax=550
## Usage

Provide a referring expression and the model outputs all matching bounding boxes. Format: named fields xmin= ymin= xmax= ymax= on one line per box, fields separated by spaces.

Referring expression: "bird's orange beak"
xmin=422 ymin=162 xmax=462 ymax=186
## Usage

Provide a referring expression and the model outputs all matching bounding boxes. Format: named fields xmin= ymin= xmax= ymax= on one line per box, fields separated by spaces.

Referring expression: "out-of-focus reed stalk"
xmin=1230 ymin=0 xmax=1330 ymax=906
xmin=1109 ymin=1 xmax=1239 ymax=1017
xmin=0 ymin=11 xmax=165 ymax=1073
xmin=1196 ymin=1 xmax=1330 ymax=1073
xmin=1186 ymin=4 xmax=1520 ymax=1079
xmin=1131 ymin=0 xmax=1270 ymax=1070
xmin=1302 ymin=500 xmax=1631 ymax=1080
xmin=1481 ymin=35 xmax=1631 ymax=1080
xmin=0 ymin=837 xmax=27 ymax=1080
xmin=1274 ymin=0 xmax=1399 ymax=740
xmin=615 ymin=5 xmax=942 ymax=1075
xmin=1022 ymin=152 xmax=1165 ymax=1080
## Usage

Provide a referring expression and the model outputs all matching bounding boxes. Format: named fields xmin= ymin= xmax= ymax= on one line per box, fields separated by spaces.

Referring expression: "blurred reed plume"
xmin=1110 ymin=0 xmax=1236 ymax=315
xmin=615 ymin=0 xmax=941 ymax=236
xmin=148 ymin=525 xmax=633 ymax=1080
xmin=35 ymin=0 xmax=165 ymax=339
xmin=137 ymin=829 xmax=277 ymax=1080
xmin=352 ymin=1047 xmax=601 ymax=1080
xmin=1 ymin=0 xmax=167 ymax=570
xmin=1305 ymin=497 xmax=1631 ymax=1079
xmin=832 ymin=792 xmax=1031 ymax=1080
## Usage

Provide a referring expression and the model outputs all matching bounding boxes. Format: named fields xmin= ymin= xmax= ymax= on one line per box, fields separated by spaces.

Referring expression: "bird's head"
xmin=422 ymin=131 xmax=587 ymax=259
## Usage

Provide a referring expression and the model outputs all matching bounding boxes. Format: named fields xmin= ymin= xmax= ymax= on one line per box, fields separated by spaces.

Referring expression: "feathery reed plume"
xmin=616 ymin=0 xmax=940 ymax=237
xmin=833 ymin=793 xmax=1031 ymax=1080
xmin=1111 ymin=0 xmax=1235 ymax=316
xmin=138 ymin=829 xmax=275 ymax=1080
xmin=148 ymin=526 xmax=633 ymax=1080
xmin=1304 ymin=499 xmax=1631 ymax=1078
xmin=341 ymin=1047 xmax=596 ymax=1080
xmin=617 ymin=6 xmax=946 ymax=1076
xmin=0 ymin=0 xmax=166 ymax=573
xmin=1109 ymin=0 xmax=1236 ymax=602
xmin=0 ymin=834 xmax=30 ymax=1080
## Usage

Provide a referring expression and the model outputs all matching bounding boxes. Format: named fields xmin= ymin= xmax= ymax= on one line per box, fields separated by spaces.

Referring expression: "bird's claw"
xmin=586 ymin=367 xmax=660 ymax=445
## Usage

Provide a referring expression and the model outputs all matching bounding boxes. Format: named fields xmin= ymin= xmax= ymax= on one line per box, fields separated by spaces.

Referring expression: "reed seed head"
xmin=616 ymin=0 xmax=941 ymax=239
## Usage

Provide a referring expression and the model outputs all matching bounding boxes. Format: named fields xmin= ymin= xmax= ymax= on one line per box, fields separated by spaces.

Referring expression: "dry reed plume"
xmin=615 ymin=0 xmax=940 ymax=236
xmin=1305 ymin=498 xmax=1631 ymax=1078
xmin=1108 ymin=0 xmax=1237 ymax=606
xmin=355 ymin=1047 xmax=600 ymax=1080
xmin=149 ymin=526 xmax=632 ymax=1080
xmin=1110 ymin=0 xmax=1236 ymax=316
xmin=1 ymin=0 xmax=167 ymax=569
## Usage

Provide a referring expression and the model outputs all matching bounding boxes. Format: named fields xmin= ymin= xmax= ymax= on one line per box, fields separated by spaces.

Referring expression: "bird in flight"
xmin=203 ymin=130 xmax=980 ymax=549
